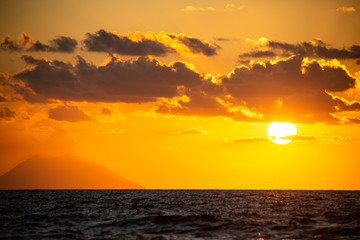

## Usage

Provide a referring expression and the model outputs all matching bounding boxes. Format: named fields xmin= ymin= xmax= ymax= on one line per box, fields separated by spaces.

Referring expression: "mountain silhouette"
xmin=0 ymin=155 xmax=143 ymax=189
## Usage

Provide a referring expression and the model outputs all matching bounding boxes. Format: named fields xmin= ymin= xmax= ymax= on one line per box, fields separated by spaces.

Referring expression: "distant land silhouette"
xmin=0 ymin=155 xmax=143 ymax=189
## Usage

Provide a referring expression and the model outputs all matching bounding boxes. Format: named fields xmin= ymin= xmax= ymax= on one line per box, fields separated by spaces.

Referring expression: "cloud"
xmin=182 ymin=6 xmax=215 ymax=11
xmin=319 ymin=130 xmax=354 ymax=143
xmin=166 ymin=33 xmax=219 ymax=56
xmin=216 ymin=38 xmax=232 ymax=42
xmin=328 ymin=134 xmax=352 ymax=142
xmin=100 ymin=107 xmax=112 ymax=115
xmin=1 ymin=30 xmax=219 ymax=56
xmin=268 ymin=40 xmax=360 ymax=59
xmin=83 ymin=30 xmax=219 ymax=56
xmin=83 ymin=30 xmax=174 ymax=56
xmin=219 ymin=56 xmax=357 ymax=123
xmin=336 ymin=7 xmax=355 ymax=13
xmin=239 ymin=50 xmax=276 ymax=59
xmin=182 ymin=4 xmax=243 ymax=12
xmin=0 ymin=107 xmax=16 ymax=120
xmin=0 ymin=33 xmax=77 ymax=53
xmin=177 ymin=127 xmax=208 ymax=135
xmin=281 ymin=135 xmax=316 ymax=141
xmin=182 ymin=6 xmax=197 ymax=11
xmin=14 ymin=54 xmax=204 ymax=103
xmin=329 ymin=113 xmax=360 ymax=124
xmin=225 ymin=3 xmax=244 ymax=11
xmin=225 ymin=135 xmax=317 ymax=143
xmin=10 ymin=53 xmax=360 ymax=124
xmin=239 ymin=39 xmax=360 ymax=60
xmin=48 ymin=105 xmax=92 ymax=122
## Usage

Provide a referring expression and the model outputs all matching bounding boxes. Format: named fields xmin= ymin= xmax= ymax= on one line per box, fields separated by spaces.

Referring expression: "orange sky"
xmin=0 ymin=0 xmax=360 ymax=189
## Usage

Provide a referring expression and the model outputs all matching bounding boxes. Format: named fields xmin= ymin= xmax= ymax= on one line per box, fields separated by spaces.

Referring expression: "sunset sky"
xmin=1 ymin=0 xmax=360 ymax=189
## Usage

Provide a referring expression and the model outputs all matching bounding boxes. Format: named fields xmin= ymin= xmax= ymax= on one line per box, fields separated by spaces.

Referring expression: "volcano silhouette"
xmin=0 ymin=155 xmax=143 ymax=189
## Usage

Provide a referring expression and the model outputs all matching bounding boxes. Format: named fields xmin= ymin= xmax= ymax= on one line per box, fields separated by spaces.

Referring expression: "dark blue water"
xmin=1 ymin=190 xmax=359 ymax=239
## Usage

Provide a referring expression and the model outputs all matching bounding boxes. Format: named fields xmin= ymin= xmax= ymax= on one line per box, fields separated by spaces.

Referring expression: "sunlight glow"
xmin=268 ymin=122 xmax=297 ymax=144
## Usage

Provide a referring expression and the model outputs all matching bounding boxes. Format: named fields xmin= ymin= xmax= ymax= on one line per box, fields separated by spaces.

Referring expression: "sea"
xmin=0 ymin=190 xmax=359 ymax=239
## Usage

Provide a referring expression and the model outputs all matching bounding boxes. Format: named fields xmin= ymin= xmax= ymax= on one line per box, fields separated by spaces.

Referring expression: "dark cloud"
xmin=344 ymin=117 xmax=360 ymax=124
xmin=0 ymin=107 xmax=16 ymax=120
xmin=14 ymin=54 xmax=204 ymax=103
xmin=239 ymin=39 xmax=360 ymax=61
xmin=2 ymin=30 xmax=218 ymax=56
xmin=0 ymin=33 xmax=77 ymax=53
xmin=156 ymin=76 xmax=229 ymax=118
xmin=48 ymin=106 xmax=92 ymax=122
xmin=0 ymin=36 xmax=22 ymax=51
xmin=10 ymin=53 xmax=359 ymax=124
xmin=239 ymin=50 xmax=276 ymax=58
xmin=216 ymin=38 xmax=231 ymax=41
xmin=48 ymin=36 xmax=78 ymax=53
xmin=0 ymin=96 xmax=6 ymax=102
xmin=11 ymin=84 xmax=47 ymax=103
xmin=84 ymin=30 xmax=174 ymax=56
xmin=219 ymin=56 xmax=357 ymax=123
xmin=268 ymin=40 xmax=360 ymax=59
xmin=84 ymin=30 xmax=219 ymax=56
xmin=333 ymin=97 xmax=360 ymax=112
xmin=167 ymin=33 xmax=219 ymax=56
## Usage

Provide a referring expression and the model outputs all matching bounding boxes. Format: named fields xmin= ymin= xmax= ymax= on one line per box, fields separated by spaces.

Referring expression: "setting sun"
xmin=268 ymin=122 xmax=297 ymax=144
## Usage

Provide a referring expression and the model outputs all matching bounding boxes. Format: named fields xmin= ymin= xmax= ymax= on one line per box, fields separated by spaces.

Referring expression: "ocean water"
xmin=0 ymin=190 xmax=359 ymax=239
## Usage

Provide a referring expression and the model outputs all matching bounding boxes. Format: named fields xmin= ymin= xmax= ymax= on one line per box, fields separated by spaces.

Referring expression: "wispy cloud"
xmin=281 ymin=135 xmax=316 ymax=141
xmin=182 ymin=3 xmax=244 ymax=12
xmin=177 ymin=127 xmax=208 ymax=135
xmin=225 ymin=3 xmax=244 ymax=11
xmin=182 ymin=6 xmax=215 ymax=12
xmin=336 ymin=7 xmax=355 ymax=13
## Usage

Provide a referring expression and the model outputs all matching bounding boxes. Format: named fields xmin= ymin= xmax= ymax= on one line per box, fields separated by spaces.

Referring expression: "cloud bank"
xmin=1 ymin=30 xmax=359 ymax=125
xmin=13 ymin=54 xmax=205 ymax=103
xmin=9 ymin=52 xmax=358 ymax=124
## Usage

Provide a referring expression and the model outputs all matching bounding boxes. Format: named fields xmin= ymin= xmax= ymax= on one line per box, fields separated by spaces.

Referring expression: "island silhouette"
xmin=0 ymin=155 xmax=143 ymax=189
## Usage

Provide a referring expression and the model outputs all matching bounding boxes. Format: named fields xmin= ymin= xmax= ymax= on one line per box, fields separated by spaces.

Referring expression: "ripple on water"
xmin=0 ymin=190 xmax=359 ymax=239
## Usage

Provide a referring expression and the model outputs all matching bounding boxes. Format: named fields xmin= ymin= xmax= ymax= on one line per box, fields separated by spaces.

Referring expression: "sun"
xmin=268 ymin=122 xmax=297 ymax=144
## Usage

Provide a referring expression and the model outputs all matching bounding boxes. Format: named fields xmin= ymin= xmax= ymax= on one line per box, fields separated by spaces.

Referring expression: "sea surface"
xmin=0 ymin=190 xmax=359 ymax=239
